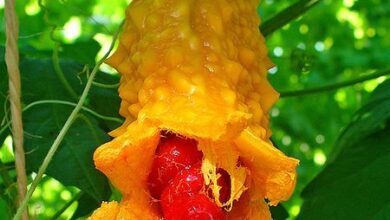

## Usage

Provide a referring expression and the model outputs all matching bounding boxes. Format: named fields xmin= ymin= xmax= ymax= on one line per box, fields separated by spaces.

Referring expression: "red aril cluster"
xmin=147 ymin=134 xmax=202 ymax=198
xmin=147 ymin=133 xmax=229 ymax=220
xmin=160 ymin=164 xmax=204 ymax=212
xmin=164 ymin=194 xmax=226 ymax=220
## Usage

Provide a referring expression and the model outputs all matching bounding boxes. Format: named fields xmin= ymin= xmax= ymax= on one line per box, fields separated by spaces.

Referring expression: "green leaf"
xmin=60 ymin=40 xmax=101 ymax=66
xmin=0 ymin=47 xmax=10 ymax=143
xmin=20 ymin=58 xmax=84 ymax=103
xmin=71 ymin=193 xmax=100 ymax=219
xmin=44 ymin=0 xmax=97 ymax=27
xmin=88 ymin=73 xmax=121 ymax=131
xmin=19 ymin=40 xmax=101 ymax=66
xmin=0 ymin=197 xmax=12 ymax=220
xmin=299 ymin=125 xmax=390 ymax=220
xmin=260 ymin=0 xmax=321 ymax=36
xmin=368 ymin=79 xmax=390 ymax=104
xmin=270 ymin=204 xmax=289 ymax=220
xmin=0 ymin=49 xmax=15 ymax=217
xmin=298 ymin=80 xmax=390 ymax=220
xmin=24 ymin=107 xmax=111 ymax=201
xmin=329 ymin=79 xmax=390 ymax=162
xmin=20 ymin=57 xmax=112 ymax=202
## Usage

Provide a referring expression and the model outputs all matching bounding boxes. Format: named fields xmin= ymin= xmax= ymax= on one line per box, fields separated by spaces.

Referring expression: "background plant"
xmin=0 ymin=0 xmax=389 ymax=219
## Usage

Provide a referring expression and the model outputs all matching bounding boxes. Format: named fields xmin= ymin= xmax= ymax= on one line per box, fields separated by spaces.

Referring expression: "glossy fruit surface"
xmin=164 ymin=194 xmax=226 ymax=220
xmin=148 ymin=135 xmax=202 ymax=198
xmin=160 ymin=164 xmax=204 ymax=214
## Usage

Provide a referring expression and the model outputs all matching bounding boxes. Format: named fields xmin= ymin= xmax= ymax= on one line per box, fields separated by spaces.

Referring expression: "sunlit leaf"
xmin=299 ymin=80 xmax=390 ymax=220
xmin=330 ymin=79 xmax=390 ymax=161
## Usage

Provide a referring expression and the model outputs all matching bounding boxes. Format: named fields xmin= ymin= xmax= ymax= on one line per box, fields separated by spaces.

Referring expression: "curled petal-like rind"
xmin=93 ymin=122 xmax=161 ymax=219
xmin=235 ymin=129 xmax=299 ymax=205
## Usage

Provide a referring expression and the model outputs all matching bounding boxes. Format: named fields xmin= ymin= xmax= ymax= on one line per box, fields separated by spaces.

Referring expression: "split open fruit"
xmin=88 ymin=0 xmax=299 ymax=219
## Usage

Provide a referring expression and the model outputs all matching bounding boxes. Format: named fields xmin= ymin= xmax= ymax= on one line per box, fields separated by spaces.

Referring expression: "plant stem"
xmin=5 ymin=0 xmax=29 ymax=219
xmin=260 ymin=0 xmax=321 ymax=37
xmin=49 ymin=191 xmax=84 ymax=220
xmin=79 ymin=65 xmax=120 ymax=89
xmin=52 ymin=43 xmax=79 ymax=101
xmin=0 ymin=99 xmax=123 ymax=138
xmin=280 ymin=68 xmax=390 ymax=98
xmin=23 ymin=100 xmax=123 ymax=123
xmin=37 ymin=0 xmax=79 ymax=101
xmin=12 ymin=21 xmax=124 ymax=220
xmin=92 ymin=81 xmax=120 ymax=89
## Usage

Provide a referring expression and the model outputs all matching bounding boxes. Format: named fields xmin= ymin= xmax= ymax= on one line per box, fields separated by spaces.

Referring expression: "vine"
xmin=261 ymin=0 xmax=322 ymax=36
xmin=280 ymin=68 xmax=390 ymax=97
xmin=12 ymin=21 xmax=124 ymax=220
xmin=0 ymin=99 xmax=123 ymax=138
xmin=5 ymin=0 xmax=28 ymax=219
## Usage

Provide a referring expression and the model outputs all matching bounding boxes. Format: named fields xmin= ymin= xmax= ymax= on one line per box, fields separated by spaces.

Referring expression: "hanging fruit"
xmin=89 ymin=0 xmax=299 ymax=219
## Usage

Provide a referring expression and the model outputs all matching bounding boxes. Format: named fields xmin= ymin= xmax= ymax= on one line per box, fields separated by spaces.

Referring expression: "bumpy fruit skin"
xmin=89 ymin=0 xmax=299 ymax=219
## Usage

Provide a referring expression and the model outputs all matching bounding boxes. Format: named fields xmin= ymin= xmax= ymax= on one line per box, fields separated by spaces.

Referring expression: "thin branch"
xmin=92 ymin=81 xmax=120 ymax=89
xmin=260 ymin=0 xmax=321 ymax=37
xmin=80 ymin=65 xmax=120 ymax=89
xmin=12 ymin=21 xmax=124 ymax=220
xmin=37 ymin=0 xmax=79 ymax=101
xmin=52 ymin=43 xmax=79 ymax=100
xmin=5 ymin=0 xmax=29 ymax=219
xmin=49 ymin=191 xmax=84 ymax=220
xmin=280 ymin=68 xmax=390 ymax=98
xmin=23 ymin=100 xmax=123 ymax=123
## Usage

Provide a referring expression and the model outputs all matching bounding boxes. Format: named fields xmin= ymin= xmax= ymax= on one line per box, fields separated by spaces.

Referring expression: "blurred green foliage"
xmin=260 ymin=0 xmax=390 ymax=218
xmin=298 ymin=79 xmax=390 ymax=220
xmin=0 ymin=0 xmax=389 ymax=219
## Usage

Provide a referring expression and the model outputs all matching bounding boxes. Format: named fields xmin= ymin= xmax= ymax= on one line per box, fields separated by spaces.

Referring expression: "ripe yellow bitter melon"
xmin=89 ymin=0 xmax=299 ymax=219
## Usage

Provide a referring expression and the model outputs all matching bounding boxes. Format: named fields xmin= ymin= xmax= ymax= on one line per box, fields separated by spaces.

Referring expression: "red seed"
xmin=160 ymin=163 xmax=204 ymax=214
xmin=165 ymin=194 xmax=227 ymax=220
xmin=148 ymin=134 xmax=202 ymax=198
